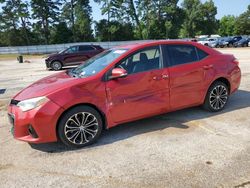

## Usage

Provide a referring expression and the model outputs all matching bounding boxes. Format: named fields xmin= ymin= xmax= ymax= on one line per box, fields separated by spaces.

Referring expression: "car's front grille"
xmin=10 ymin=99 xmax=20 ymax=105
xmin=8 ymin=113 xmax=15 ymax=136
xmin=45 ymin=61 xmax=50 ymax=68
xmin=8 ymin=113 xmax=14 ymax=126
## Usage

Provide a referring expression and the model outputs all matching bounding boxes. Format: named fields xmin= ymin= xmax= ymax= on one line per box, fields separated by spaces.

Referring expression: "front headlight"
xmin=17 ymin=96 xmax=49 ymax=112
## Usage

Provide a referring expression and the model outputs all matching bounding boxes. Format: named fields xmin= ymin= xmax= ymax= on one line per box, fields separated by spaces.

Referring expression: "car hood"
xmin=46 ymin=53 xmax=59 ymax=59
xmin=13 ymin=72 xmax=79 ymax=101
xmin=234 ymin=41 xmax=242 ymax=45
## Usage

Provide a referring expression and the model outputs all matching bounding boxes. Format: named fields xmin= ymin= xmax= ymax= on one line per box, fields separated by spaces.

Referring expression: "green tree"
xmin=74 ymin=0 xmax=94 ymax=42
xmin=94 ymin=0 xmax=143 ymax=39
xmin=0 ymin=0 xmax=20 ymax=46
xmin=95 ymin=19 xmax=134 ymax=41
xmin=198 ymin=0 xmax=218 ymax=35
xmin=50 ymin=22 xmax=73 ymax=44
xmin=218 ymin=15 xmax=236 ymax=36
xmin=137 ymin=0 xmax=184 ymax=39
xmin=180 ymin=0 xmax=218 ymax=38
xmin=180 ymin=0 xmax=202 ymax=38
xmin=62 ymin=0 xmax=93 ymax=42
xmin=31 ymin=0 xmax=62 ymax=44
xmin=234 ymin=5 xmax=250 ymax=35
xmin=95 ymin=0 xmax=184 ymax=40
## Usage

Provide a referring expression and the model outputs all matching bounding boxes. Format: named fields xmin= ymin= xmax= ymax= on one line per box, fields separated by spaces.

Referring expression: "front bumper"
xmin=45 ymin=59 xmax=51 ymax=68
xmin=7 ymin=99 xmax=64 ymax=144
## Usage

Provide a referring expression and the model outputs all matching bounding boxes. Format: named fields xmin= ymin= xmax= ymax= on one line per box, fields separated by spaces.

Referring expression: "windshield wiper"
xmin=67 ymin=69 xmax=80 ymax=78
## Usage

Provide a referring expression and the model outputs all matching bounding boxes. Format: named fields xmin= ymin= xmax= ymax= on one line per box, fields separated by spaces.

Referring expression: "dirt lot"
xmin=0 ymin=48 xmax=250 ymax=188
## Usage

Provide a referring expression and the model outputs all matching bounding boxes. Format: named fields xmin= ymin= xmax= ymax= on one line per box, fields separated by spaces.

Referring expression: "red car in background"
xmin=45 ymin=45 xmax=104 ymax=70
xmin=8 ymin=41 xmax=241 ymax=148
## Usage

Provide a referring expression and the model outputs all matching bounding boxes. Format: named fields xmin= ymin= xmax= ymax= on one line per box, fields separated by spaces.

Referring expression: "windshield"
xmin=239 ymin=38 xmax=247 ymax=42
xmin=70 ymin=49 xmax=128 ymax=78
xmin=58 ymin=49 xmax=65 ymax=54
xmin=198 ymin=38 xmax=207 ymax=41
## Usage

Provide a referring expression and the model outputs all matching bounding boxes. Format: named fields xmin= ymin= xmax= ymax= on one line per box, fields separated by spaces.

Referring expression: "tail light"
xmin=233 ymin=58 xmax=239 ymax=66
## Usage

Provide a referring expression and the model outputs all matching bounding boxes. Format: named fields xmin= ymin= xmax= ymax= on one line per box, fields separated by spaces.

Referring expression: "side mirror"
xmin=109 ymin=68 xmax=128 ymax=80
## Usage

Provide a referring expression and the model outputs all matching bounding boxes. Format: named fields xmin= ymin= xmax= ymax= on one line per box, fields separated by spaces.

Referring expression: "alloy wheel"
xmin=209 ymin=85 xmax=228 ymax=110
xmin=64 ymin=112 xmax=99 ymax=145
xmin=52 ymin=61 xmax=62 ymax=70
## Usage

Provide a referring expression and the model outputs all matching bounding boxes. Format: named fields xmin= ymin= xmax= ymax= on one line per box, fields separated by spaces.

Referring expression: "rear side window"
xmin=167 ymin=45 xmax=199 ymax=66
xmin=197 ymin=48 xmax=208 ymax=60
xmin=79 ymin=46 xmax=95 ymax=51
xmin=94 ymin=45 xmax=103 ymax=50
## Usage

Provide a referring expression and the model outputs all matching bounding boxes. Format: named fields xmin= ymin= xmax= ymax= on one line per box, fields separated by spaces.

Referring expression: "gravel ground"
xmin=0 ymin=48 xmax=250 ymax=188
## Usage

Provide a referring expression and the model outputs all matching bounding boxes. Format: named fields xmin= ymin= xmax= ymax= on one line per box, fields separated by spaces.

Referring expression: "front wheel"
xmin=58 ymin=106 xmax=103 ymax=148
xmin=51 ymin=61 xmax=62 ymax=71
xmin=203 ymin=81 xmax=229 ymax=112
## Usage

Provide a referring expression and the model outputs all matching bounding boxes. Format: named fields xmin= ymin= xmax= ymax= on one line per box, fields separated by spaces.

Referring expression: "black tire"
xmin=203 ymin=81 xmax=229 ymax=112
xmin=58 ymin=106 xmax=103 ymax=148
xmin=51 ymin=61 xmax=62 ymax=71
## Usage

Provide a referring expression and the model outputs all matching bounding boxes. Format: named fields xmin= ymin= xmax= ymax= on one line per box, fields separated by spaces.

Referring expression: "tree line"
xmin=0 ymin=0 xmax=249 ymax=47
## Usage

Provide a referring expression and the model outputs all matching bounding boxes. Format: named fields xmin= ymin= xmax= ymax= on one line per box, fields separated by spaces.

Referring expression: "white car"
xmin=198 ymin=38 xmax=218 ymax=46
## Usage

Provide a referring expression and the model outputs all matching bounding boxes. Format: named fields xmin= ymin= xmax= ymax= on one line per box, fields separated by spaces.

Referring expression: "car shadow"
xmin=30 ymin=89 xmax=250 ymax=153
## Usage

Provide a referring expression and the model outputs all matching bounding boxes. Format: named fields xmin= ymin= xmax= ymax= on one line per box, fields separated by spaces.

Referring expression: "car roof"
xmin=113 ymin=40 xmax=195 ymax=49
xmin=70 ymin=44 xmax=98 ymax=47
xmin=113 ymin=40 xmax=220 ymax=55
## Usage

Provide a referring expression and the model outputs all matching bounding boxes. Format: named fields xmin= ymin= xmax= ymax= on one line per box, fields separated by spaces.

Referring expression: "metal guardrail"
xmin=0 ymin=40 xmax=154 ymax=55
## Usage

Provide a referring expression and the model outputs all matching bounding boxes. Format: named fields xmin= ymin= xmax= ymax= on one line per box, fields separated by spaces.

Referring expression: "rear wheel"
xmin=203 ymin=81 xmax=229 ymax=112
xmin=51 ymin=61 xmax=62 ymax=71
xmin=58 ymin=106 xmax=103 ymax=148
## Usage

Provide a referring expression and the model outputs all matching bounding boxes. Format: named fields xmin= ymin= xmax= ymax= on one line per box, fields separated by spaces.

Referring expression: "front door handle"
xmin=153 ymin=75 xmax=169 ymax=80
xmin=203 ymin=64 xmax=213 ymax=70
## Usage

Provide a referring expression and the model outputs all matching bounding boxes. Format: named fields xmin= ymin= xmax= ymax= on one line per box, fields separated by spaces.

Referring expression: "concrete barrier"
xmin=0 ymin=40 xmax=154 ymax=54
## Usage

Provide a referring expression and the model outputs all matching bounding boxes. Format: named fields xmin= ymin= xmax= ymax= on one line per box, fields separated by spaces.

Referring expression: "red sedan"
xmin=8 ymin=41 xmax=241 ymax=148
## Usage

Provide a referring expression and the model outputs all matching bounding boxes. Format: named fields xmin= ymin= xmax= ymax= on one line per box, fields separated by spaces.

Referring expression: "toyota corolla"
xmin=8 ymin=41 xmax=241 ymax=148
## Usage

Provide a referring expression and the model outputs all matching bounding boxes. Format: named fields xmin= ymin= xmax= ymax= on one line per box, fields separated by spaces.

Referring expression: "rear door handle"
xmin=203 ymin=64 xmax=213 ymax=70
xmin=153 ymin=76 xmax=158 ymax=80
xmin=162 ymin=74 xmax=169 ymax=79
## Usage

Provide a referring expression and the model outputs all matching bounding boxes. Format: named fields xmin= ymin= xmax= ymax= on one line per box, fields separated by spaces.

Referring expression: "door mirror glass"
xmin=109 ymin=68 xmax=128 ymax=80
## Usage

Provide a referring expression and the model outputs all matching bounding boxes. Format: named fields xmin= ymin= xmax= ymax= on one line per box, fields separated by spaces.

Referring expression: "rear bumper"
xmin=7 ymin=99 xmax=64 ymax=144
xmin=230 ymin=66 xmax=241 ymax=94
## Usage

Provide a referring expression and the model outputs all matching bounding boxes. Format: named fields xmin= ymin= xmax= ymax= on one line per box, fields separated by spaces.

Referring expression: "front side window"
xmin=167 ymin=45 xmax=199 ymax=66
xmin=116 ymin=46 xmax=161 ymax=74
xmin=70 ymin=49 xmax=128 ymax=78
xmin=64 ymin=46 xmax=78 ymax=54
